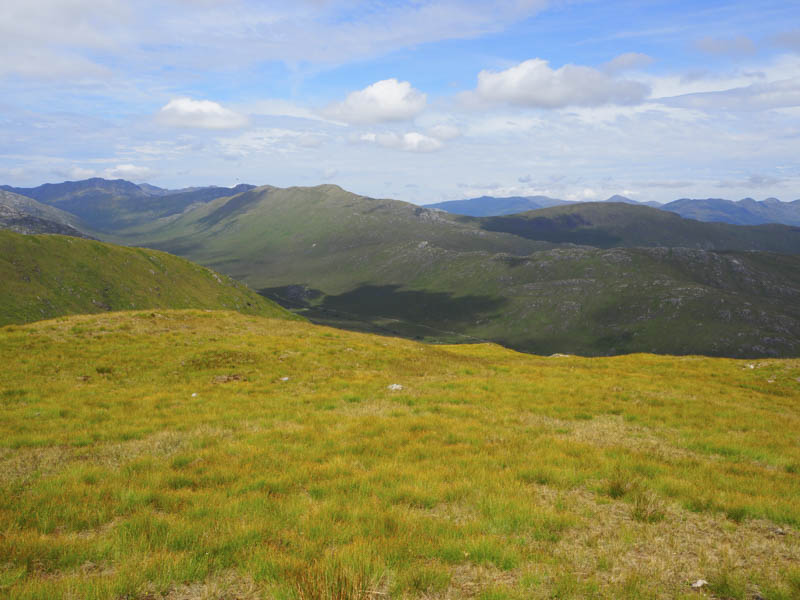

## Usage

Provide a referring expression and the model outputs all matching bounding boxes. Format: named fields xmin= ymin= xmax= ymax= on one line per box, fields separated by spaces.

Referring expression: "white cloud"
xmin=157 ymin=97 xmax=249 ymax=129
xmin=356 ymin=131 xmax=443 ymax=152
xmin=324 ymin=79 xmax=427 ymax=124
xmin=68 ymin=166 xmax=97 ymax=179
xmin=428 ymin=124 xmax=462 ymax=140
xmin=104 ymin=164 xmax=155 ymax=180
xmin=695 ymin=35 xmax=756 ymax=56
xmin=471 ymin=58 xmax=650 ymax=108
xmin=602 ymin=52 xmax=654 ymax=75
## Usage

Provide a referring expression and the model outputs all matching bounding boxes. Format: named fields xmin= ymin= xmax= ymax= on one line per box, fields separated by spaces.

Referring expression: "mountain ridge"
xmin=112 ymin=185 xmax=800 ymax=357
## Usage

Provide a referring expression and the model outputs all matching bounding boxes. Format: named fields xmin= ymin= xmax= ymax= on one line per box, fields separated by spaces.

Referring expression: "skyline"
xmin=2 ymin=0 xmax=799 ymax=204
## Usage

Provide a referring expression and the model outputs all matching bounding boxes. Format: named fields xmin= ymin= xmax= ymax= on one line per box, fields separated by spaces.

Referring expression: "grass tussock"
xmin=0 ymin=310 xmax=799 ymax=599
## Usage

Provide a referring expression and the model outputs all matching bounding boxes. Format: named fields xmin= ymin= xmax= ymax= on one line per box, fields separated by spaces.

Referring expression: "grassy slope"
xmin=0 ymin=310 xmax=798 ymax=599
xmin=0 ymin=230 xmax=298 ymax=326
xmin=115 ymin=187 xmax=800 ymax=357
xmin=119 ymin=184 xmax=551 ymax=291
xmin=478 ymin=202 xmax=800 ymax=253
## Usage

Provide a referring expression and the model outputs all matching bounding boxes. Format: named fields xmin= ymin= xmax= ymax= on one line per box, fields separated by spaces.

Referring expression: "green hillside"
xmin=117 ymin=184 xmax=551 ymax=288
xmin=118 ymin=186 xmax=800 ymax=357
xmin=0 ymin=230 xmax=298 ymax=326
xmin=1 ymin=310 xmax=798 ymax=599
xmin=478 ymin=202 xmax=800 ymax=253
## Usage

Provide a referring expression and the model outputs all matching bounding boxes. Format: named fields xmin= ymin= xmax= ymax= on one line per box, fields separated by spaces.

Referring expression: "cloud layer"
xmin=157 ymin=98 xmax=249 ymax=130
xmin=472 ymin=59 xmax=650 ymax=108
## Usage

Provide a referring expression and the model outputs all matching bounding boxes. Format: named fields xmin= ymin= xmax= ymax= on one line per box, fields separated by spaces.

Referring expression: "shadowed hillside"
xmin=479 ymin=202 xmax=800 ymax=253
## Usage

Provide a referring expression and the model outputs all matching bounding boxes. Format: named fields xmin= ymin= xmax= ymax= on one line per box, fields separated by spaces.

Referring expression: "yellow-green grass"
xmin=1 ymin=310 xmax=798 ymax=599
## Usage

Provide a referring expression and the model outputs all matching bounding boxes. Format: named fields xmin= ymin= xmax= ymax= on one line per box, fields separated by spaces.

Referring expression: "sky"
xmin=1 ymin=0 xmax=799 ymax=204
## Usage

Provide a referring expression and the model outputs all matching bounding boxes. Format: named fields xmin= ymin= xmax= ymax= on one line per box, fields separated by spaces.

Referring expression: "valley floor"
xmin=1 ymin=310 xmax=798 ymax=599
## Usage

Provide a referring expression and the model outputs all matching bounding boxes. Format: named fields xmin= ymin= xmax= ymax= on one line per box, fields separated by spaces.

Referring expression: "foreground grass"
xmin=0 ymin=310 xmax=798 ymax=599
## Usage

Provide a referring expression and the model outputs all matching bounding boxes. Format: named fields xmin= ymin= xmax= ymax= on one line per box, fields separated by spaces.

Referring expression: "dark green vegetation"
xmin=2 ymin=178 xmax=254 ymax=232
xmin=0 ymin=230 xmax=297 ymax=326
xmin=1 ymin=310 xmax=798 ymax=599
xmin=478 ymin=202 xmax=800 ymax=253
xmin=662 ymin=197 xmax=800 ymax=226
xmin=115 ymin=185 xmax=800 ymax=357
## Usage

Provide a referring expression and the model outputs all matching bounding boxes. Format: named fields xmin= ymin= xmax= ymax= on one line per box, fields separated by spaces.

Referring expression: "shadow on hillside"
xmin=260 ymin=283 xmax=507 ymax=332
xmin=480 ymin=214 xmax=621 ymax=247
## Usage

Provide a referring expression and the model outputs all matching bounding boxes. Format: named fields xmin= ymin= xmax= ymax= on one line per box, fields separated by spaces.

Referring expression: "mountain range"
xmin=114 ymin=184 xmax=800 ymax=357
xmin=428 ymin=193 xmax=800 ymax=225
xmin=1 ymin=178 xmax=254 ymax=232
xmin=3 ymin=177 xmax=800 ymax=357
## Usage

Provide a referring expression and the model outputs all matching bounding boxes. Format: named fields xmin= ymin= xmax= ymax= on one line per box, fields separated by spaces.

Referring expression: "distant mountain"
xmin=429 ymin=193 xmax=800 ymax=225
xmin=116 ymin=185 xmax=800 ymax=357
xmin=662 ymin=197 xmax=800 ymax=226
xmin=1 ymin=178 xmax=255 ymax=232
xmin=479 ymin=202 xmax=800 ymax=254
xmin=0 ymin=189 xmax=92 ymax=238
xmin=424 ymin=195 xmax=568 ymax=216
xmin=0 ymin=229 xmax=298 ymax=326
xmin=602 ymin=194 xmax=662 ymax=208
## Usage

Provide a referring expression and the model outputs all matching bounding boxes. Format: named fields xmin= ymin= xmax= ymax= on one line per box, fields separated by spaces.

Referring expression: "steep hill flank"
xmin=0 ymin=230 xmax=298 ymax=325
xmin=0 ymin=189 xmax=91 ymax=237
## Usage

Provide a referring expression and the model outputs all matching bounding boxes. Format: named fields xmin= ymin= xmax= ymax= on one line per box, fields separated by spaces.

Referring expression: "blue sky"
xmin=1 ymin=0 xmax=799 ymax=203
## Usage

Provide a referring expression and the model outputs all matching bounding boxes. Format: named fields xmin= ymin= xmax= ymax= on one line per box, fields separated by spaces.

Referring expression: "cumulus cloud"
xmin=104 ymin=164 xmax=155 ymax=180
xmin=695 ymin=35 xmax=756 ymax=56
xmin=324 ymin=79 xmax=427 ymax=124
xmin=602 ymin=52 xmax=654 ymax=75
xmin=356 ymin=131 xmax=443 ymax=152
xmin=471 ymin=58 xmax=650 ymax=108
xmin=157 ymin=97 xmax=249 ymax=129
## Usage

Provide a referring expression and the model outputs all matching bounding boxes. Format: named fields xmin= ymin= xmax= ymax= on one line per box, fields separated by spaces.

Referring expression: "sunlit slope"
xmin=0 ymin=310 xmax=798 ymax=599
xmin=0 ymin=230 xmax=299 ymax=325
xmin=123 ymin=184 xmax=552 ymax=289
